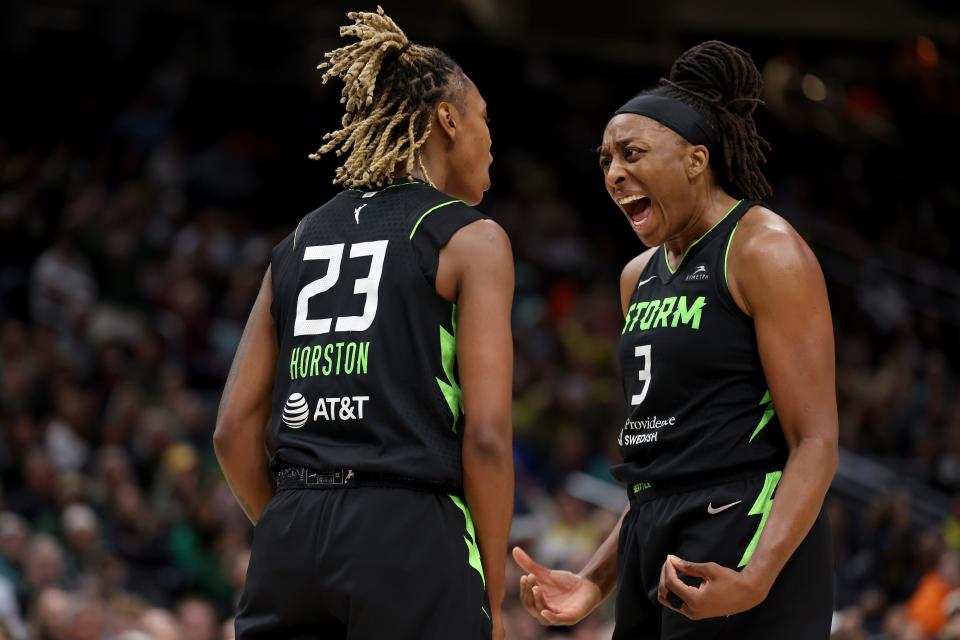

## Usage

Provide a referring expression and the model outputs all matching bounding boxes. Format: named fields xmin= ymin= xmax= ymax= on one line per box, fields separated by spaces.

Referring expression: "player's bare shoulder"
xmin=728 ymin=205 xmax=823 ymax=315
xmin=449 ymin=218 xmax=512 ymax=255
xmin=734 ymin=205 xmax=818 ymax=268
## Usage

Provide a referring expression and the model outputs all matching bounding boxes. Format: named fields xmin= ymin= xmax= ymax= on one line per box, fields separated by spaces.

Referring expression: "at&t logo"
xmin=282 ymin=393 xmax=310 ymax=429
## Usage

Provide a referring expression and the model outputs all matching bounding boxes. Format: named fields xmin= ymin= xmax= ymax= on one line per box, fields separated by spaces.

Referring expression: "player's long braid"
xmin=311 ymin=6 xmax=465 ymax=189
xmin=654 ymin=40 xmax=772 ymax=200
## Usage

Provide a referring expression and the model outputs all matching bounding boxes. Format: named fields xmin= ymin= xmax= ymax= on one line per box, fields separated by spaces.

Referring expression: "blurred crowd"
xmin=2 ymin=16 xmax=960 ymax=640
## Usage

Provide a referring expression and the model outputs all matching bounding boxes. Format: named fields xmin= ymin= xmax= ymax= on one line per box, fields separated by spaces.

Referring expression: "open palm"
xmin=513 ymin=546 xmax=603 ymax=626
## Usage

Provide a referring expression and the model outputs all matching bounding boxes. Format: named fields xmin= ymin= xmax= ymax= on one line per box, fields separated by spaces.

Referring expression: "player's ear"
xmin=434 ymin=102 xmax=460 ymax=144
xmin=685 ymin=145 xmax=709 ymax=180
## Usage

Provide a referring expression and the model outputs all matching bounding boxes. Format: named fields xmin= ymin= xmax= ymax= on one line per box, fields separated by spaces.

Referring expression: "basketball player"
xmin=214 ymin=8 xmax=513 ymax=639
xmin=514 ymin=41 xmax=837 ymax=639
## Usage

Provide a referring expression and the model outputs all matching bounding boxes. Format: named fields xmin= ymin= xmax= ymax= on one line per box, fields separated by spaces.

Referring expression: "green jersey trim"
xmin=409 ymin=199 xmax=464 ymax=240
xmin=292 ymin=217 xmax=305 ymax=250
xmin=663 ymin=199 xmax=743 ymax=275
xmin=750 ymin=390 xmax=776 ymax=442
xmin=436 ymin=305 xmax=463 ymax=431
xmin=348 ymin=179 xmax=420 ymax=195
xmin=738 ymin=470 xmax=781 ymax=567
xmin=448 ymin=495 xmax=486 ymax=587
xmin=724 ymin=222 xmax=740 ymax=287
xmin=380 ymin=180 xmax=420 ymax=192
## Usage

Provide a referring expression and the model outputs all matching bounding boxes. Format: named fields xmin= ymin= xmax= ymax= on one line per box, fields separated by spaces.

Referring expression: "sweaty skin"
xmin=514 ymin=114 xmax=837 ymax=625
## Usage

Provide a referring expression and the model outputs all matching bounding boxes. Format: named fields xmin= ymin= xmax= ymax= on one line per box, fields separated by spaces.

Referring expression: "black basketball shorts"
xmin=613 ymin=470 xmax=833 ymax=640
xmin=235 ymin=486 xmax=492 ymax=639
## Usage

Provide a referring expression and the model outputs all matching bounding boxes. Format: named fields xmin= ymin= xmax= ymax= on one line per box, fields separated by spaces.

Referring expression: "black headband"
xmin=613 ymin=94 xmax=719 ymax=152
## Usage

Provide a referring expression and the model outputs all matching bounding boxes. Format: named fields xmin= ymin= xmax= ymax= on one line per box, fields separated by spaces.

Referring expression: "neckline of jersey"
xmin=346 ymin=177 xmax=427 ymax=197
xmin=662 ymin=199 xmax=744 ymax=276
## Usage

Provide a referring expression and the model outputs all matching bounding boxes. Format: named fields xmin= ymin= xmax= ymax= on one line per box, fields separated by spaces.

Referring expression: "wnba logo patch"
xmin=282 ymin=393 xmax=310 ymax=429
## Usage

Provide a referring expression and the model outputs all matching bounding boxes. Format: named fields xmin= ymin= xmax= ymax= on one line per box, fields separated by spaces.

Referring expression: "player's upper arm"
xmin=215 ymin=266 xmax=278 ymax=440
xmin=620 ymin=247 xmax=658 ymax=317
xmin=728 ymin=211 xmax=837 ymax=450
xmin=441 ymin=220 xmax=514 ymax=435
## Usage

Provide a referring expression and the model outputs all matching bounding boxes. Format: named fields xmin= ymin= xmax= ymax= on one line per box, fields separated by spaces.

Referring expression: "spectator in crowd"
xmin=176 ymin=595 xmax=219 ymax=640
xmin=905 ymin=551 xmax=960 ymax=637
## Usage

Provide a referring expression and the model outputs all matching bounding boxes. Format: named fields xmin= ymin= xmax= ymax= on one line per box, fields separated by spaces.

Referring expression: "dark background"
xmin=1 ymin=1 xmax=959 ymax=639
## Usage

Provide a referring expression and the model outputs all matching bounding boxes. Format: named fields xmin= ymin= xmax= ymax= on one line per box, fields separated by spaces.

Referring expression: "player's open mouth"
xmin=618 ymin=194 xmax=652 ymax=228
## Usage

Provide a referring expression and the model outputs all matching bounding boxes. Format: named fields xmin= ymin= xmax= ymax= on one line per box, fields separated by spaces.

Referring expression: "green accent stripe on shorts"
xmin=448 ymin=495 xmax=485 ymax=587
xmin=738 ymin=470 xmax=782 ymax=568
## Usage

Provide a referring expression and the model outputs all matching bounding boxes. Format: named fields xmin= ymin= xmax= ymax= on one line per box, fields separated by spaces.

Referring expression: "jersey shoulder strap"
xmin=407 ymin=190 xmax=488 ymax=287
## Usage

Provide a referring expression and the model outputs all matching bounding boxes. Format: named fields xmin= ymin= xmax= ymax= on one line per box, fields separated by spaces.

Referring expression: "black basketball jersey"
xmin=611 ymin=199 xmax=788 ymax=488
xmin=268 ymin=179 xmax=486 ymax=485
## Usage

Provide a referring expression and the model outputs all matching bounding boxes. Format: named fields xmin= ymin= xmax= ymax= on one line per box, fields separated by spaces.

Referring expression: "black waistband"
xmin=274 ymin=465 xmax=462 ymax=495
xmin=627 ymin=465 xmax=779 ymax=506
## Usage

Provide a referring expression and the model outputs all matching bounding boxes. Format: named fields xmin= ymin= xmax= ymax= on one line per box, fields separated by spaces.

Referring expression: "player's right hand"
xmin=512 ymin=546 xmax=603 ymax=626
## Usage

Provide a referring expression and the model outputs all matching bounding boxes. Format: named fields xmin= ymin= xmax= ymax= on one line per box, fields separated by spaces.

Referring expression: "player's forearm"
xmin=741 ymin=434 xmax=836 ymax=593
xmin=578 ymin=506 xmax=627 ymax=600
xmin=213 ymin=421 xmax=275 ymax=525
xmin=462 ymin=424 xmax=514 ymax=614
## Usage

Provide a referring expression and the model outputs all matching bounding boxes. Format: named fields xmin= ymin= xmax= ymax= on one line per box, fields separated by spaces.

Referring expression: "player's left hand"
xmin=657 ymin=554 xmax=769 ymax=620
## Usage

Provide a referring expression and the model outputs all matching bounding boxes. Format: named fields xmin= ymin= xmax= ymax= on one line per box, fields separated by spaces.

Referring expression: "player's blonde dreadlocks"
xmin=311 ymin=6 xmax=466 ymax=189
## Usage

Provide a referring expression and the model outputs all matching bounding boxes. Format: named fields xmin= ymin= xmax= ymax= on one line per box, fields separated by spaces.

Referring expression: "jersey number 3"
xmin=631 ymin=344 xmax=652 ymax=405
xmin=294 ymin=241 xmax=389 ymax=336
